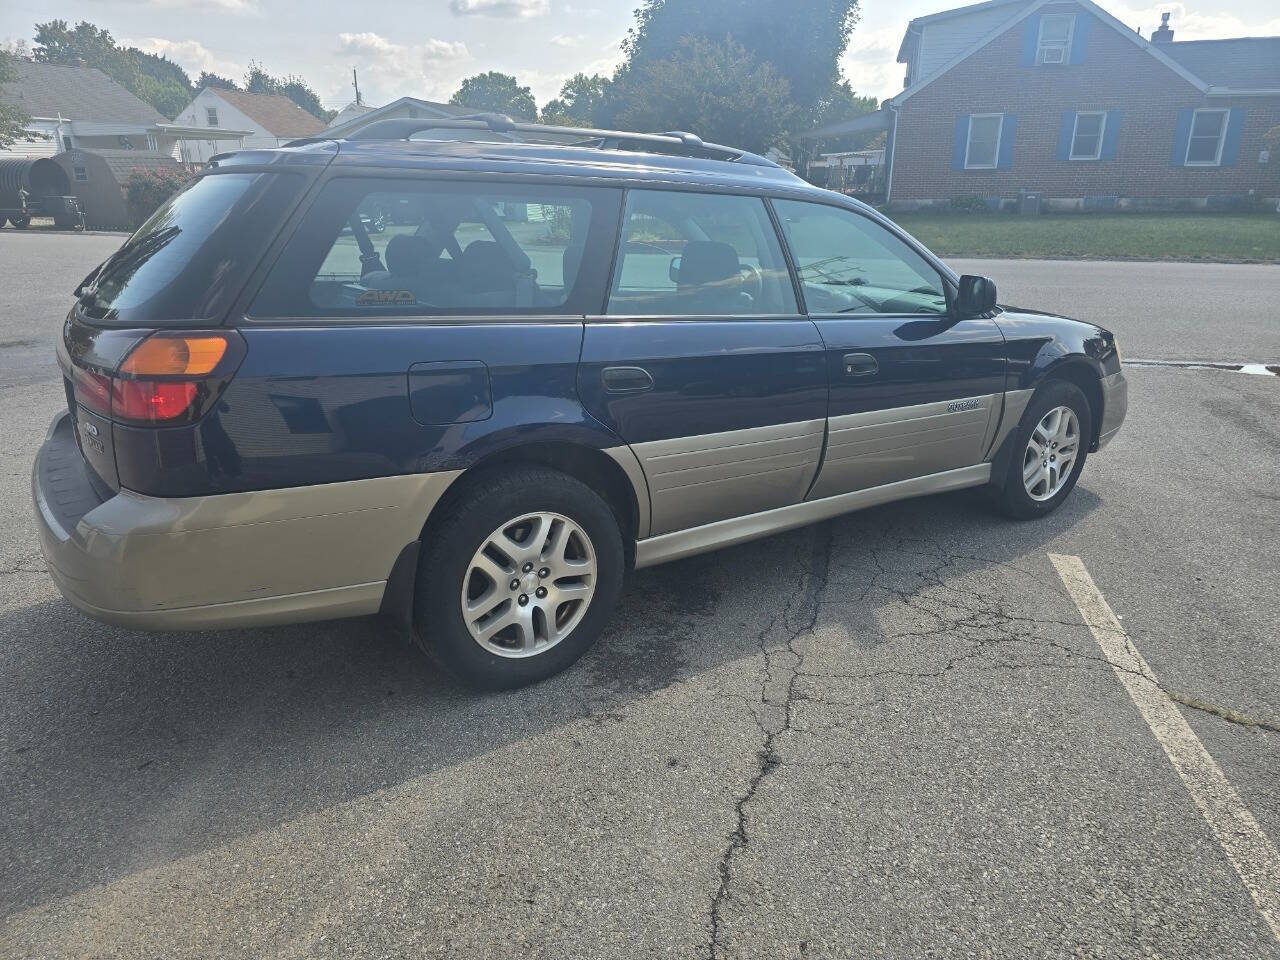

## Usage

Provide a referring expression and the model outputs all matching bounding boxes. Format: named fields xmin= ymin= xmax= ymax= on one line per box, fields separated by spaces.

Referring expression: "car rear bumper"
xmin=32 ymin=412 xmax=460 ymax=631
xmin=1097 ymin=369 xmax=1128 ymax=449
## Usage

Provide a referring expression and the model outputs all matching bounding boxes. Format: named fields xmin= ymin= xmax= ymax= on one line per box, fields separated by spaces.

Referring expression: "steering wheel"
xmin=738 ymin=263 xmax=763 ymax=301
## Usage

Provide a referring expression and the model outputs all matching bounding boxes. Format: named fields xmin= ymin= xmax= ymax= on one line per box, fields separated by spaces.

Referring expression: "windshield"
xmin=78 ymin=172 xmax=302 ymax=327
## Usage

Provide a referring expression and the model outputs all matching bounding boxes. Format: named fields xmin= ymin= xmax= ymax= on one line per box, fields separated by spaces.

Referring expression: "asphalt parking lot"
xmin=1 ymin=231 xmax=1278 ymax=959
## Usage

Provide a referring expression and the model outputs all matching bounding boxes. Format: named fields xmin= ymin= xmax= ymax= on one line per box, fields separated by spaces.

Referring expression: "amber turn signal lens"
xmin=120 ymin=334 xmax=229 ymax=377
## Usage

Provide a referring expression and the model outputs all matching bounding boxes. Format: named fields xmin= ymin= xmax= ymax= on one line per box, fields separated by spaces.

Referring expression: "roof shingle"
xmin=0 ymin=61 xmax=167 ymax=124
xmin=207 ymin=88 xmax=327 ymax=137
xmin=1162 ymin=37 xmax=1280 ymax=90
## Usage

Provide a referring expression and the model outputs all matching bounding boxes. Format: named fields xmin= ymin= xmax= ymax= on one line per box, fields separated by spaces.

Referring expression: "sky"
xmin=3 ymin=0 xmax=1279 ymax=113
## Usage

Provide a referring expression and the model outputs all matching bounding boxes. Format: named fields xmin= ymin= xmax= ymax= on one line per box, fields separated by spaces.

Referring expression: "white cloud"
xmin=1105 ymin=2 xmax=1280 ymax=39
xmin=550 ymin=34 xmax=585 ymax=48
xmin=127 ymin=37 xmax=243 ymax=80
xmin=840 ymin=25 xmax=905 ymax=102
xmin=448 ymin=0 xmax=550 ymax=19
xmin=142 ymin=0 xmax=260 ymax=13
xmin=333 ymin=31 xmax=473 ymax=105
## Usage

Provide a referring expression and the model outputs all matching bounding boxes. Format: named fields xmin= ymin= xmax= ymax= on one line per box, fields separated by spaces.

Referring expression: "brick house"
xmin=821 ymin=0 xmax=1280 ymax=210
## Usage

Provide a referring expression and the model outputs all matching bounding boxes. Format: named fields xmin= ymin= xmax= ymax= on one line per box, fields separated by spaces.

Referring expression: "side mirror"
xmin=668 ymin=256 xmax=683 ymax=284
xmin=956 ymin=275 xmax=997 ymax=316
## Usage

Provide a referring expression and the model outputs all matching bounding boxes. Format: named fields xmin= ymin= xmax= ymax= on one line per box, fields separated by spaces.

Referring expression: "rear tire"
xmin=412 ymin=467 xmax=625 ymax=689
xmin=992 ymin=380 xmax=1092 ymax=520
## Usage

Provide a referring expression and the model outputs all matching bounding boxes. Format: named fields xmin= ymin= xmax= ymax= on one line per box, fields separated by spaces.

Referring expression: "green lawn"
xmin=885 ymin=212 xmax=1280 ymax=262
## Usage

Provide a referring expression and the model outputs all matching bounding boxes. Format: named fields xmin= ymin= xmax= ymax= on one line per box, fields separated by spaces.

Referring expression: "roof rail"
xmin=345 ymin=114 xmax=779 ymax=167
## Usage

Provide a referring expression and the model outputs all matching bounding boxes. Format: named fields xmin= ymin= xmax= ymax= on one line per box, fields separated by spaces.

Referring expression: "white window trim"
xmin=206 ymin=107 xmax=219 ymax=128
xmin=1185 ymin=108 xmax=1229 ymax=167
xmin=964 ymin=113 xmax=1004 ymax=170
xmin=1069 ymin=111 xmax=1107 ymax=160
xmin=1037 ymin=14 xmax=1075 ymax=65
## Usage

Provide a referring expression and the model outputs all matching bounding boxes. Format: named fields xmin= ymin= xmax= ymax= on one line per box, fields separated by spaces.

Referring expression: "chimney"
xmin=1152 ymin=12 xmax=1174 ymax=42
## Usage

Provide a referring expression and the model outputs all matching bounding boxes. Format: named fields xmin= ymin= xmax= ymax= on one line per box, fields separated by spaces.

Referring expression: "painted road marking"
xmin=1050 ymin=553 xmax=1280 ymax=944
xmin=1126 ymin=358 xmax=1279 ymax=376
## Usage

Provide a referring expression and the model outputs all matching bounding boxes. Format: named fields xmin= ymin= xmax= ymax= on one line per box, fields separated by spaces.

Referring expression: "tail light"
xmin=72 ymin=331 xmax=246 ymax=426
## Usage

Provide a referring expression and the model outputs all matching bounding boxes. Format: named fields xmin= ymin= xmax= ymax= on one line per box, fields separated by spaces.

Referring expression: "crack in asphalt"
xmin=707 ymin=523 xmax=833 ymax=960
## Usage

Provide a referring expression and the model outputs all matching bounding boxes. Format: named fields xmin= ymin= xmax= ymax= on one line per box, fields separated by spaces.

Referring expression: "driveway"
xmin=2 ymin=234 xmax=1278 ymax=958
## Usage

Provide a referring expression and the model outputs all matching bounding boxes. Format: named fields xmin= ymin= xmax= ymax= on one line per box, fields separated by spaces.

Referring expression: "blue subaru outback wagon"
xmin=32 ymin=115 xmax=1127 ymax=688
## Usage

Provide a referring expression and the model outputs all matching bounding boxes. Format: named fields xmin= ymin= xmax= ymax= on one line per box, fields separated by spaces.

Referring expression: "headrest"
xmin=384 ymin=234 xmax=443 ymax=276
xmin=677 ymin=241 xmax=741 ymax=286
xmin=456 ymin=240 xmax=516 ymax=290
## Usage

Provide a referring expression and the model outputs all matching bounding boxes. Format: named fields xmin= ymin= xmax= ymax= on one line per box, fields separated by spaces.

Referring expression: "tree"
xmin=450 ymin=71 xmax=537 ymax=121
xmin=197 ymin=71 xmax=238 ymax=91
xmin=540 ymin=73 xmax=610 ymax=127
xmin=243 ymin=61 xmax=333 ymax=121
xmin=792 ymin=79 xmax=878 ymax=167
xmin=0 ymin=48 xmax=33 ymax=149
xmin=613 ymin=37 xmax=793 ymax=154
xmin=615 ymin=0 xmax=858 ymax=118
xmin=33 ymin=20 xmax=194 ymax=120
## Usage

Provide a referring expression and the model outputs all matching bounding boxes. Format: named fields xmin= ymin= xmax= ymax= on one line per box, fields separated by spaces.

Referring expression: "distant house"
xmin=0 ymin=60 xmax=245 ymax=160
xmin=328 ymin=99 xmax=377 ymax=129
xmin=175 ymin=88 xmax=328 ymax=162
xmin=322 ymin=96 xmax=475 ymax=139
xmin=807 ymin=0 xmax=1280 ymax=210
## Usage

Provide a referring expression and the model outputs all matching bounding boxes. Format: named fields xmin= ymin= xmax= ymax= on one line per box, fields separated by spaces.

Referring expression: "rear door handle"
xmin=601 ymin=366 xmax=654 ymax=394
xmin=843 ymin=353 xmax=879 ymax=377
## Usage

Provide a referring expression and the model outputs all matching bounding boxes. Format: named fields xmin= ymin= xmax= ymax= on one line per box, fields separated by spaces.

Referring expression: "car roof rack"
xmin=344 ymin=114 xmax=779 ymax=168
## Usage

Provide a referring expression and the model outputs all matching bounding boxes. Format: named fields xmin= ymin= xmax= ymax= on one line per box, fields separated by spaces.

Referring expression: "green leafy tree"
xmin=450 ymin=71 xmax=537 ymax=121
xmin=613 ymin=36 xmax=793 ymax=154
xmin=540 ymin=73 xmax=610 ymax=127
xmin=0 ymin=48 xmax=33 ymax=149
xmin=243 ymin=61 xmax=333 ymax=121
xmin=614 ymin=0 xmax=858 ymax=118
xmin=33 ymin=20 xmax=194 ymax=120
xmin=197 ymin=71 xmax=238 ymax=90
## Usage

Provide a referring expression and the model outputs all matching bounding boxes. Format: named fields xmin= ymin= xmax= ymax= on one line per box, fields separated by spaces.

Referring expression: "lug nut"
xmin=535 ymin=586 xmax=548 ymax=599
xmin=510 ymin=578 xmax=521 ymax=590
xmin=538 ymin=567 xmax=550 ymax=578
xmin=522 ymin=562 xmax=534 ymax=573
xmin=518 ymin=594 xmax=529 ymax=606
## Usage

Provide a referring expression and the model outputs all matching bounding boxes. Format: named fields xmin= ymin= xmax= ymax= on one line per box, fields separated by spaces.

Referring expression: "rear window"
xmin=249 ymin=178 xmax=619 ymax=319
xmin=78 ymin=172 xmax=303 ymax=326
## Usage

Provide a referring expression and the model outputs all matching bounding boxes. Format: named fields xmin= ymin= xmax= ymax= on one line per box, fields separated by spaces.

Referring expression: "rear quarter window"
xmin=79 ymin=172 xmax=304 ymax=327
xmin=248 ymin=178 xmax=620 ymax=319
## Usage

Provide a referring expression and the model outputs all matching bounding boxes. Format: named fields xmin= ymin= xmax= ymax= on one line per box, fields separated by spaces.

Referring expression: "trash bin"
xmin=1018 ymin=190 xmax=1042 ymax=216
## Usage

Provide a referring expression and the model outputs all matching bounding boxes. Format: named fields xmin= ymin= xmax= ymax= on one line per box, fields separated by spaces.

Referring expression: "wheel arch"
xmin=379 ymin=439 xmax=648 ymax=630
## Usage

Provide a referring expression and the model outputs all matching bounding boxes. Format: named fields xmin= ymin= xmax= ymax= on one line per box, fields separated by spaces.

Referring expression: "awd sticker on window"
xmin=356 ymin=289 xmax=417 ymax=306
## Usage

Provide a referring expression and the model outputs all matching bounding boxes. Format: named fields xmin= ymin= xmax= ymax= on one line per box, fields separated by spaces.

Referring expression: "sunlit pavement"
xmin=2 ymin=232 xmax=1278 ymax=959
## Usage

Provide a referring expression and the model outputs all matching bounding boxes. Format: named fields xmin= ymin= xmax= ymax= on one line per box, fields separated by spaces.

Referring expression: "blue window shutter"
xmin=998 ymin=114 xmax=1017 ymax=169
xmin=953 ymin=116 xmax=970 ymax=170
xmin=1069 ymin=14 xmax=1091 ymax=64
xmin=1101 ymin=110 xmax=1122 ymax=159
xmin=1058 ymin=112 xmax=1076 ymax=161
xmin=1221 ymin=108 xmax=1245 ymax=165
xmin=1021 ymin=16 xmax=1040 ymax=66
xmin=1171 ymin=108 xmax=1194 ymax=166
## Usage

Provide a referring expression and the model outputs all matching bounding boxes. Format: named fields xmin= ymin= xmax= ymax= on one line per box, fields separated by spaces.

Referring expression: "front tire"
xmin=993 ymin=380 xmax=1092 ymax=520
xmin=413 ymin=467 xmax=625 ymax=689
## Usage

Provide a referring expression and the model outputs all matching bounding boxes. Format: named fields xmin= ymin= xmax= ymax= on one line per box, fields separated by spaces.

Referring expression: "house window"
xmin=1037 ymin=14 xmax=1075 ymax=64
xmin=1070 ymin=112 xmax=1106 ymax=160
xmin=62 ymin=135 xmax=72 ymax=151
xmin=206 ymin=107 xmax=219 ymax=127
xmin=1185 ymin=109 xmax=1228 ymax=166
xmin=73 ymin=166 xmax=88 ymax=182
xmin=965 ymin=114 xmax=1004 ymax=169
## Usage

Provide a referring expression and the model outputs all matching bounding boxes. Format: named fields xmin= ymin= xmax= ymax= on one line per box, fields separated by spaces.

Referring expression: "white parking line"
xmin=1125 ymin=358 xmax=1279 ymax=376
xmin=1050 ymin=553 xmax=1280 ymax=944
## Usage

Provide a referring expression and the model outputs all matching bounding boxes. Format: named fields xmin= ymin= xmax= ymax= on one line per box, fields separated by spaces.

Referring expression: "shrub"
xmin=125 ymin=167 xmax=194 ymax=227
xmin=948 ymin=195 xmax=991 ymax=214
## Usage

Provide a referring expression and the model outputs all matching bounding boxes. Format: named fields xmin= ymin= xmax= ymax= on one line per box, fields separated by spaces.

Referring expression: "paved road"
xmin=2 ymin=233 xmax=1279 ymax=958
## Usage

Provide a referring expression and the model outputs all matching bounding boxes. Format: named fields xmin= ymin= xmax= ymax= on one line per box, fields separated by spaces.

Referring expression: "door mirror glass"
xmin=957 ymin=275 xmax=997 ymax=316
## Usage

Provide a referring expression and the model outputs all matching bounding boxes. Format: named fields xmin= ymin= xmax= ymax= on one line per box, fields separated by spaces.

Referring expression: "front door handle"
xmin=843 ymin=353 xmax=879 ymax=377
xmin=601 ymin=365 xmax=654 ymax=393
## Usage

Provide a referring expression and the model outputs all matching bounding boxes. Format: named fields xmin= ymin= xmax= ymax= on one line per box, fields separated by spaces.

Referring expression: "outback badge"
xmin=946 ymin=398 xmax=984 ymax=413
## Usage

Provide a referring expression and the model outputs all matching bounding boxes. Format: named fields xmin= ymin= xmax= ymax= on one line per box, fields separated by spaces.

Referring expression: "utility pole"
xmin=352 ymin=68 xmax=362 ymax=106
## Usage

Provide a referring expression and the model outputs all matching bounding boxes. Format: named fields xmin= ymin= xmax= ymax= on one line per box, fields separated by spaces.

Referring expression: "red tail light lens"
xmin=109 ymin=331 xmax=245 ymax=426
